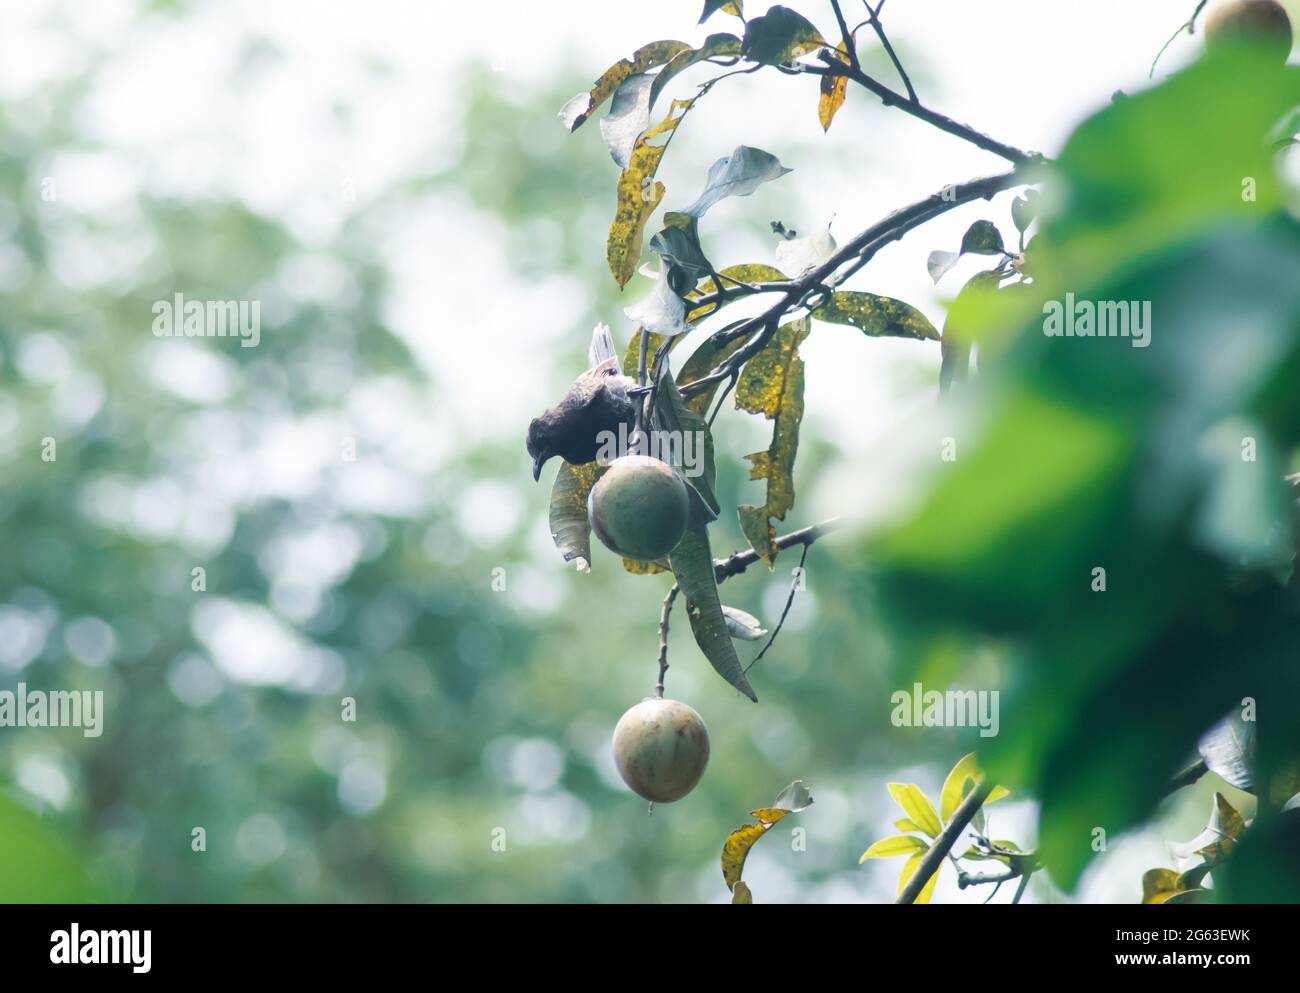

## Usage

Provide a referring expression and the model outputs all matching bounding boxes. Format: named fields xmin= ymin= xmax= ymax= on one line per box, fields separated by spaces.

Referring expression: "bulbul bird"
xmin=527 ymin=323 xmax=640 ymax=481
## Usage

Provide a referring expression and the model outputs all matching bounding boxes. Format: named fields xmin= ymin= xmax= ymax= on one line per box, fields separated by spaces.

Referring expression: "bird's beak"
xmin=532 ymin=453 xmax=545 ymax=481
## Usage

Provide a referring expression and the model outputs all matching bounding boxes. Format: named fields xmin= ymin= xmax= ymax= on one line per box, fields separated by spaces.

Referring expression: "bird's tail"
xmin=587 ymin=322 xmax=620 ymax=373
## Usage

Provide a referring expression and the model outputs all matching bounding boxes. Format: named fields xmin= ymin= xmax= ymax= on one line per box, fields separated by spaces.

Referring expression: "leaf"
xmin=606 ymin=142 xmax=667 ymax=288
xmin=653 ymin=363 xmax=720 ymax=518
xmin=818 ymin=43 xmax=849 ymax=131
xmin=940 ymin=756 xmax=1009 ymax=824
xmin=772 ymin=779 xmax=814 ymax=812
xmin=548 ymin=462 xmax=601 ymax=569
xmin=700 ymin=0 xmax=743 ymax=23
xmin=859 ymin=835 xmax=929 ymax=861
xmin=741 ymin=5 xmax=828 ymax=65
xmin=680 ymin=145 xmax=792 ymax=219
xmin=812 ymin=291 xmax=939 ymax=341
xmin=775 ymin=220 xmax=836 ymax=277
xmin=0 ymin=795 xmax=98 ymax=902
xmin=650 ymin=33 xmax=743 ymax=110
xmin=722 ymin=604 xmax=768 ymax=640
xmin=624 ymin=264 xmax=692 ymax=336
xmin=940 ymin=270 xmax=1002 ymax=393
xmin=895 ymin=818 xmax=922 ymax=833
xmin=730 ymin=879 xmax=753 ymax=904
xmin=721 ymin=780 xmax=812 ymax=896
xmin=927 ymin=221 xmax=1008 ymax=285
xmin=1197 ymin=715 xmax=1255 ymax=792
xmin=960 ymin=220 xmax=1005 ymax=256
xmin=887 ymin=783 xmax=942 ymax=838
xmin=559 ymin=40 xmax=691 ymax=131
xmin=671 ymin=524 xmax=757 ymax=701
xmin=927 ymin=250 xmax=961 ymax=284
xmin=898 ymin=852 xmax=940 ymax=904
xmin=735 ymin=317 xmax=810 ymax=565
xmin=721 ymin=823 xmax=770 ymax=891
xmin=650 ymin=213 xmax=713 ymax=290
xmin=686 ymin=262 xmax=788 ymax=321
xmin=622 ymin=557 xmax=669 ymax=576
xmin=599 ymin=72 xmax=655 ymax=169
xmin=1141 ymin=868 xmax=1182 ymax=904
xmin=1011 ymin=189 xmax=1040 ymax=235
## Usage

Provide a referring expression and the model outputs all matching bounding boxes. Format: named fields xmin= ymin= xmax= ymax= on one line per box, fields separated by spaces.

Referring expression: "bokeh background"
xmin=0 ymin=0 xmax=1293 ymax=903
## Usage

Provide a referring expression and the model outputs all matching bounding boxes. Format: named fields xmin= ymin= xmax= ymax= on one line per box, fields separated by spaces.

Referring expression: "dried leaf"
xmin=722 ymin=604 xmax=767 ymax=640
xmin=730 ymin=879 xmax=753 ymax=904
xmin=721 ymin=780 xmax=812 ymax=897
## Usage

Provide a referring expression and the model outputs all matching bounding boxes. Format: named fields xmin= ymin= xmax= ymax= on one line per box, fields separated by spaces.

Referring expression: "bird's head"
xmin=526 ymin=416 xmax=555 ymax=481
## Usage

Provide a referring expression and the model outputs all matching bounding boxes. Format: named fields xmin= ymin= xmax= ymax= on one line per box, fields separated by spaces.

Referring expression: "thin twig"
xmin=897 ymin=778 xmax=996 ymax=904
xmin=655 ymin=584 xmax=679 ymax=698
xmin=1150 ymin=0 xmax=1208 ymax=78
xmin=861 ymin=0 xmax=915 ymax=101
xmin=744 ymin=542 xmax=810 ymax=674
xmin=714 ymin=518 xmax=841 ymax=584
xmin=830 ymin=0 xmax=861 ymax=71
xmin=1011 ymin=869 xmax=1033 ymax=904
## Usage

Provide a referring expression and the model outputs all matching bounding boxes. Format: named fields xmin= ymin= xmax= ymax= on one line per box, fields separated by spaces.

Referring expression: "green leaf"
xmin=741 ymin=5 xmax=828 ymax=65
xmin=812 ymin=291 xmax=939 ymax=340
xmin=559 ymin=40 xmax=691 ymax=131
xmin=940 ymin=269 xmax=1002 ymax=393
xmin=887 ymin=783 xmax=942 ymax=838
xmin=735 ymin=317 xmax=810 ymax=565
xmin=1011 ymin=189 xmax=1040 ymax=235
xmin=650 ymin=213 xmax=713 ymax=290
xmin=960 ymin=220 xmax=1005 ymax=255
xmin=653 ymin=363 xmax=720 ymax=518
xmin=548 ymin=462 xmax=601 ymax=569
xmin=0 ymin=795 xmax=98 ymax=902
xmin=670 ymin=522 xmax=757 ymax=701
xmin=722 ymin=604 xmax=768 ymax=640
xmin=680 ymin=145 xmax=792 ymax=219
xmin=699 ymin=0 xmax=743 ymax=23
xmin=859 ymin=835 xmax=929 ymax=861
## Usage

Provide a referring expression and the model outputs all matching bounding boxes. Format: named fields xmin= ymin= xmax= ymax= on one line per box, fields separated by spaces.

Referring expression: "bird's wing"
xmin=587 ymin=322 xmax=620 ymax=373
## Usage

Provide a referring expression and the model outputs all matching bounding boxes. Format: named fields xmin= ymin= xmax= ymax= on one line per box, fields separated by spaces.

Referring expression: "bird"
xmin=527 ymin=324 xmax=641 ymax=481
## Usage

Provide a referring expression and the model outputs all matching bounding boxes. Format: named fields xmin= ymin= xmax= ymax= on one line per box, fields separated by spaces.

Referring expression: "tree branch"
xmin=714 ymin=517 xmax=841 ymax=584
xmin=861 ymin=0 xmax=915 ymax=101
xmin=897 ymin=778 xmax=996 ymax=904
xmin=655 ymin=584 xmax=678 ymax=698
xmin=680 ymin=170 xmax=1028 ymax=400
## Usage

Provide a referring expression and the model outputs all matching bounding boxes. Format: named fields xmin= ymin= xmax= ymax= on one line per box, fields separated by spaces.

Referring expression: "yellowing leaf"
xmin=898 ymin=852 xmax=940 ymax=904
xmin=895 ymin=818 xmax=922 ymax=832
xmin=749 ymin=807 xmax=792 ymax=826
xmin=731 ymin=879 xmax=753 ymax=904
xmin=721 ymin=822 xmax=770 ymax=891
xmin=735 ymin=317 xmax=810 ymax=565
xmin=548 ymin=462 xmax=601 ymax=568
xmin=813 ymin=291 xmax=939 ymax=340
xmin=888 ymin=783 xmax=942 ymax=837
xmin=607 ymin=143 xmax=667 ymax=288
xmin=940 ymin=753 xmax=1010 ymax=823
xmin=559 ymin=40 xmax=691 ymax=131
xmin=818 ymin=43 xmax=849 ymax=131
xmin=1141 ymin=868 xmax=1182 ymax=904
xmin=859 ymin=835 xmax=929 ymax=862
